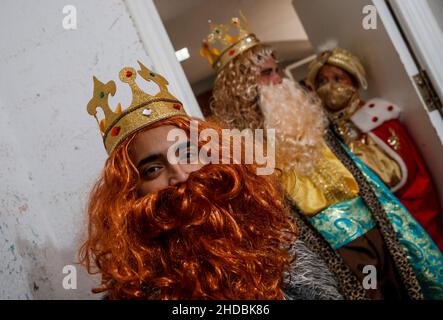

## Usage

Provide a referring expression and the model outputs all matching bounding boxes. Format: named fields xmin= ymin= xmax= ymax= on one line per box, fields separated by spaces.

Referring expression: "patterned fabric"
xmin=283 ymin=240 xmax=343 ymax=300
xmin=283 ymin=145 xmax=359 ymax=215
xmin=345 ymin=145 xmax=443 ymax=299
xmin=372 ymin=119 xmax=443 ymax=252
xmin=309 ymin=197 xmax=376 ymax=250
xmin=324 ymin=127 xmax=424 ymax=299
xmin=286 ymin=128 xmax=429 ymax=299
xmin=287 ymin=200 xmax=370 ymax=300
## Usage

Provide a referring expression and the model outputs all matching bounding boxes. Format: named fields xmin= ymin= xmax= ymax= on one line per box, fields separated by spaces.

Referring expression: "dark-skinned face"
xmin=130 ymin=125 xmax=204 ymax=195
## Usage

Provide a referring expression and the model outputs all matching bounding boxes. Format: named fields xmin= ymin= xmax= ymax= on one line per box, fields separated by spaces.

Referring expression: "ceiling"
xmin=154 ymin=0 xmax=208 ymax=22
xmin=154 ymin=0 xmax=313 ymax=94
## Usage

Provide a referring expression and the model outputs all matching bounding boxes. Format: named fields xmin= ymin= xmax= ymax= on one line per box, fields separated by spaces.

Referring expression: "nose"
xmin=168 ymin=164 xmax=189 ymax=186
xmin=273 ymin=73 xmax=283 ymax=85
xmin=271 ymin=70 xmax=283 ymax=85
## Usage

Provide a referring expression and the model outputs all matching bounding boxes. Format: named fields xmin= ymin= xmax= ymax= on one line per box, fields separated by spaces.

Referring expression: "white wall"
xmin=293 ymin=0 xmax=443 ymax=207
xmin=0 ymin=0 xmax=152 ymax=299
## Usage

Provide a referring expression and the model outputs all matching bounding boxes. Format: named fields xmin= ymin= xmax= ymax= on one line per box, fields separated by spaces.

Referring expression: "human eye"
xmin=334 ymin=75 xmax=343 ymax=82
xmin=317 ymin=77 xmax=327 ymax=86
xmin=139 ymin=164 xmax=164 ymax=180
xmin=261 ymin=68 xmax=273 ymax=76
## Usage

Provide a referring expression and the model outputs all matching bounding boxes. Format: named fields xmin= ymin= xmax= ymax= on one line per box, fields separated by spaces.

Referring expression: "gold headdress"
xmin=200 ymin=11 xmax=261 ymax=73
xmin=87 ymin=61 xmax=187 ymax=154
xmin=307 ymin=47 xmax=368 ymax=90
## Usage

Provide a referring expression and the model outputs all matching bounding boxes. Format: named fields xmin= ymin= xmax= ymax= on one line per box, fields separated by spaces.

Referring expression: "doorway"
xmin=154 ymin=0 xmax=313 ymax=117
xmin=151 ymin=0 xmax=443 ymax=206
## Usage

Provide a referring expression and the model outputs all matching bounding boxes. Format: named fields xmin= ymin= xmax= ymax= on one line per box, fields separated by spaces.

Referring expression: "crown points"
xmin=119 ymin=67 xmax=137 ymax=83
xmin=201 ymin=11 xmax=260 ymax=72
xmin=87 ymin=62 xmax=187 ymax=154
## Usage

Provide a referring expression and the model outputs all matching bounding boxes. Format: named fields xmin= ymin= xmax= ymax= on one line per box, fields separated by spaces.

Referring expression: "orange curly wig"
xmin=79 ymin=116 xmax=296 ymax=299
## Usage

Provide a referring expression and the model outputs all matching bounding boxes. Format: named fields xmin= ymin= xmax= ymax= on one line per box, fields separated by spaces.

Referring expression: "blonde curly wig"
xmin=211 ymin=44 xmax=275 ymax=130
xmin=211 ymin=45 xmax=329 ymax=175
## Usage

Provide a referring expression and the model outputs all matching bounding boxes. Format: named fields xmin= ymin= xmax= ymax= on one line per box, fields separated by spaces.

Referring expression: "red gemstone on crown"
xmin=111 ymin=127 xmax=121 ymax=136
xmin=173 ymin=104 xmax=181 ymax=110
xmin=372 ymin=117 xmax=378 ymax=123
xmin=229 ymin=49 xmax=236 ymax=56
xmin=387 ymin=105 xmax=394 ymax=111
xmin=126 ymin=70 xmax=133 ymax=78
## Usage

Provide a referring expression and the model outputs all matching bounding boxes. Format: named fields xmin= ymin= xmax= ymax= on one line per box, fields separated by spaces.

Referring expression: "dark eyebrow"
xmin=136 ymin=154 xmax=161 ymax=169
xmin=136 ymin=141 xmax=192 ymax=168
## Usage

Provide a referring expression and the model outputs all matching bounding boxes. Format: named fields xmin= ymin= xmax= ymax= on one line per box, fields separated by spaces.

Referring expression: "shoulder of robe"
xmin=351 ymin=98 xmax=402 ymax=133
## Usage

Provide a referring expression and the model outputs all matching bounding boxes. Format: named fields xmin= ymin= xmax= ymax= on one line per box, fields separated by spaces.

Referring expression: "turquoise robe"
xmin=309 ymin=145 xmax=443 ymax=299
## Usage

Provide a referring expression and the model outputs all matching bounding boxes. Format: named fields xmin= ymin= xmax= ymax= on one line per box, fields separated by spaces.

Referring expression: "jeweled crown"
xmin=87 ymin=61 xmax=187 ymax=154
xmin=200 ymin=11 xmax=261 ymax=73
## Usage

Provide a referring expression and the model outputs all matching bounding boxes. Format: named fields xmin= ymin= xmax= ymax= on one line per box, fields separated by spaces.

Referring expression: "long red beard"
xmin=84 ymin=163 xmax=296 ymax=300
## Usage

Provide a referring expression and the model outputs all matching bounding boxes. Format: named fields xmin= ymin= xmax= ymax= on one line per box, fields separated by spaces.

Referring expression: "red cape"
xmin=352 ymin=98 xmax=443 ymax=251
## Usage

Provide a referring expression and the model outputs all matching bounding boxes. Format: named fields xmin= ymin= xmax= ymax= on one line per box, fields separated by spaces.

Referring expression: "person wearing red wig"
xmin=79 ymin=62 xmax=342 ymax=300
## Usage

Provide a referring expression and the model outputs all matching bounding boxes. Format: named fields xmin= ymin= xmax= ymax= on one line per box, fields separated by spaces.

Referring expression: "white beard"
xmin=259 ymin=78 xmax=329 ymax=175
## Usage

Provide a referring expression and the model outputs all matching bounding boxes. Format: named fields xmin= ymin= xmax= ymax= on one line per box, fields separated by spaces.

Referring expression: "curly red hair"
xmin=79 ymin=116 xmax=296 ymax=299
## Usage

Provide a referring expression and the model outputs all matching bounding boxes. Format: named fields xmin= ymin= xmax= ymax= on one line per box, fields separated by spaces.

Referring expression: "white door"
xmin=375 ymin=0 xmax=443 ymax=143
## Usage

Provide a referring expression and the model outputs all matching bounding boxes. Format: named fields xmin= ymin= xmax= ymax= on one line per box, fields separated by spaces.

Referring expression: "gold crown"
xmin=87 ymin=61 xmax=187 ymax=154
xmin=200 ymin=11 xmax=261 ymax=73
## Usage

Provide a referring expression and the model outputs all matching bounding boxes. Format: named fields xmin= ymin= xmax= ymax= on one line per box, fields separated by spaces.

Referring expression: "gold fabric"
xmin=316 ymin=83 xmax=358 ymax=111
xmin=348 ymin=135 xmax=402 ymax=189
xmin=330 ymin=102 xmax=403 ymax=190
xmin=283 ymin=145 xmax=359 ymax=216
xmin=328 ymin=99 xmax=403 ymax=189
